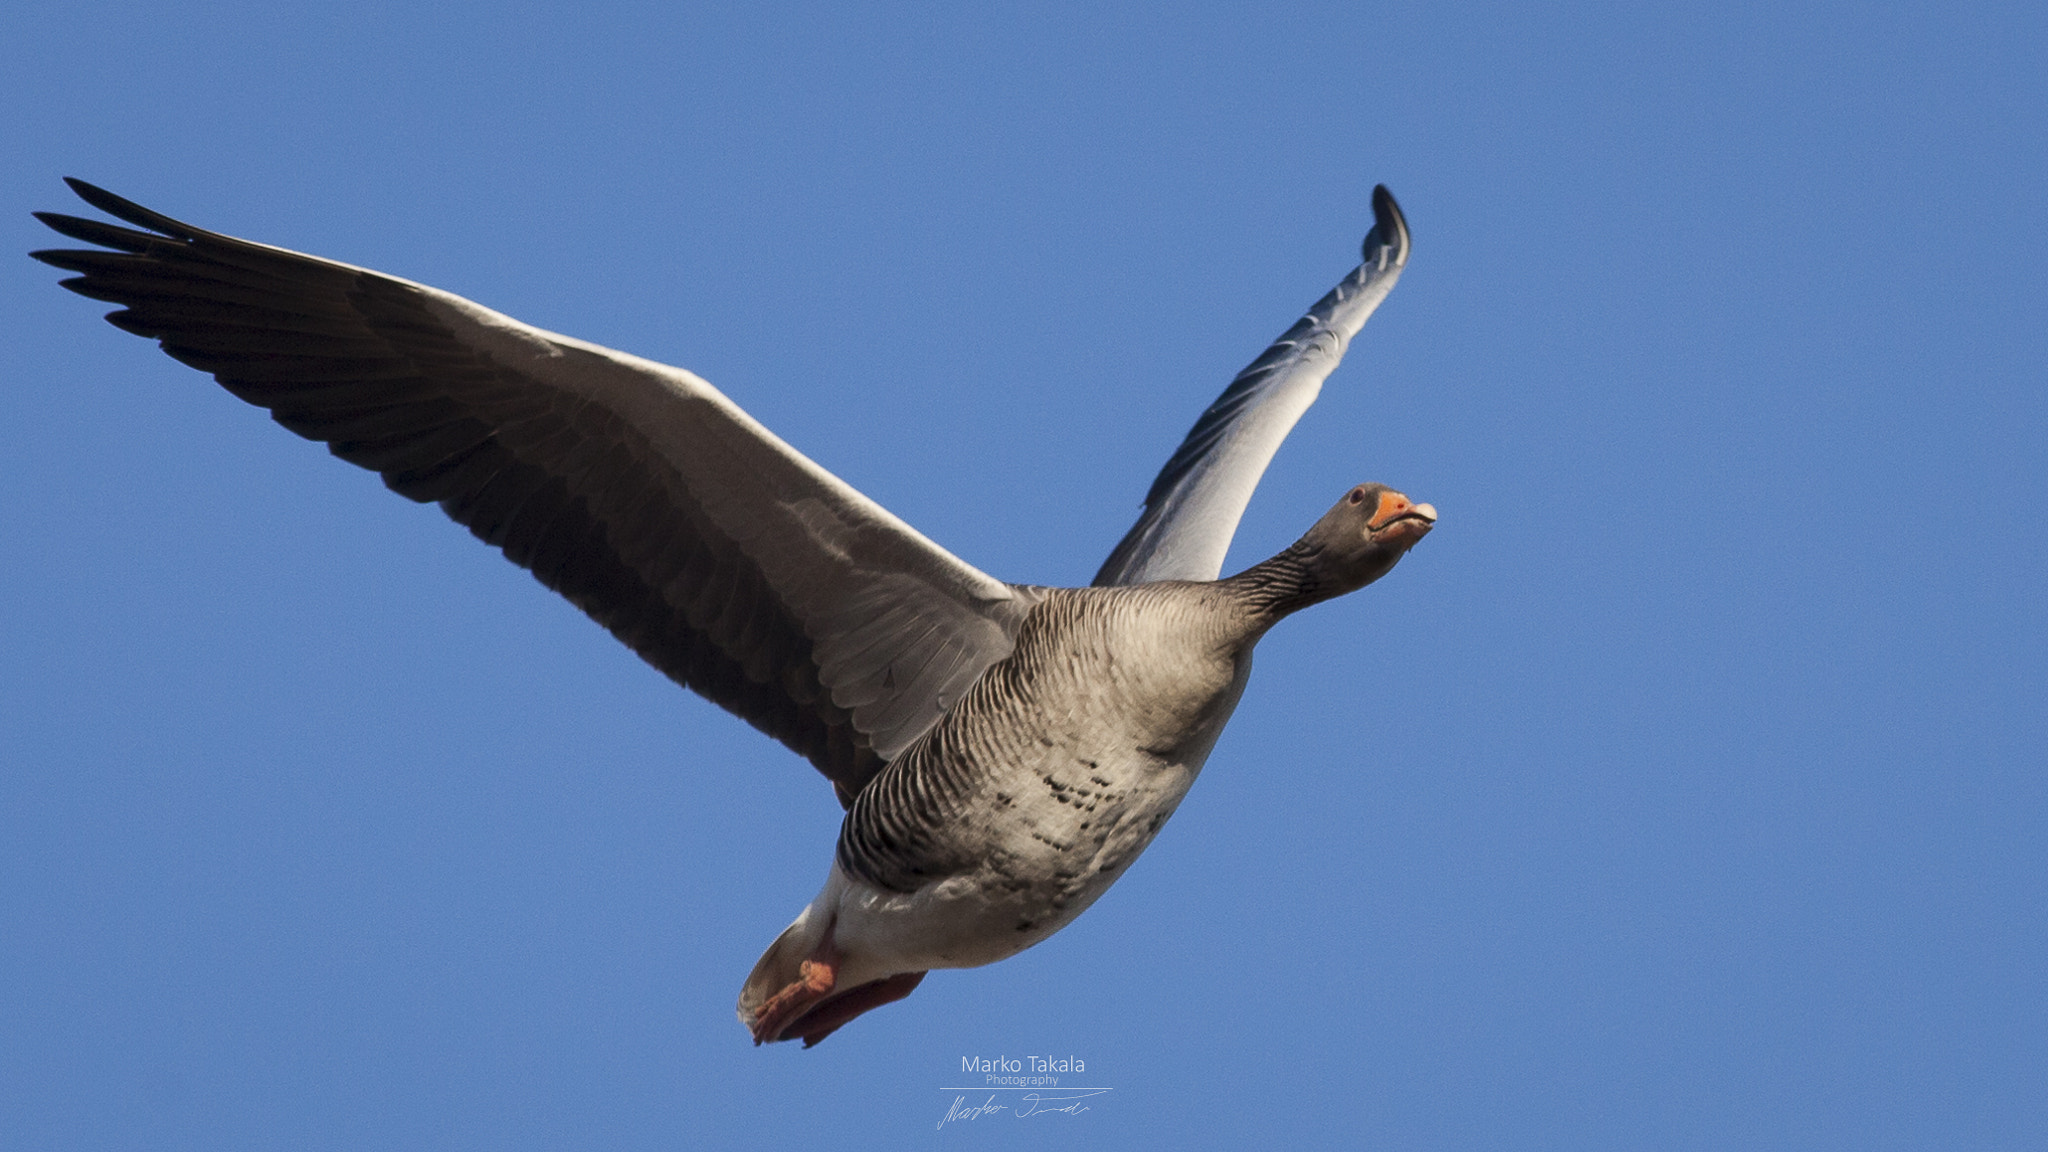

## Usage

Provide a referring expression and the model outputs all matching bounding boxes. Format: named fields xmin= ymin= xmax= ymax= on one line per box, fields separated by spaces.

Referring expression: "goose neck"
xmin=1219 ymin=543 xmax=1332 ymax=628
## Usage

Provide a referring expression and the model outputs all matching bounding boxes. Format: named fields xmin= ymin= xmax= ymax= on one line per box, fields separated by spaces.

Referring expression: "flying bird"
xmin=32 ymin=180 xmax=1431 ymax=1046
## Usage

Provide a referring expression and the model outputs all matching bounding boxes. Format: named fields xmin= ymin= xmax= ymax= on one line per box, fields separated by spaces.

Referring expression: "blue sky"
xmin=3 ymin=2 xmax=2043 ymax=1148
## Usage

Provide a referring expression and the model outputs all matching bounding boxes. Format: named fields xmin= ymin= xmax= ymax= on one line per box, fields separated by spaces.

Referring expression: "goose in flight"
xmin=33 ymin=180 xmax=1431 ymax=1046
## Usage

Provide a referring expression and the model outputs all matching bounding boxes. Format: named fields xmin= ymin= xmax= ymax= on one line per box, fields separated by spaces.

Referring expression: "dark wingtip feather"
xmin=32 ymin=210 xmax=157 ymax=253
xmin=1365 ymin=184 xmax=1411 ymax=267
xmin=60 ymin=178 xmax=202 ymax=241
xmin=103 ymin=310 xmax=163 ymax=337
xmin=28 ymin=248 xmax=83 ymax=270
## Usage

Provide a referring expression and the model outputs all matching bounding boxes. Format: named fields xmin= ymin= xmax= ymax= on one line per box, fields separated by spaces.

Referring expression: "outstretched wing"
xmin=33 ymin=180 xmax=1037 ymax=805
xmin=1094 ymin=185 xmax=1411 ymax=586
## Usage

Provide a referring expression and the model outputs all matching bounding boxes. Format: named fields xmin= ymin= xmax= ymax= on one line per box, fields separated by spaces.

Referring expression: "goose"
xmin=32 ymin=179 xmax=1432 ymax=1046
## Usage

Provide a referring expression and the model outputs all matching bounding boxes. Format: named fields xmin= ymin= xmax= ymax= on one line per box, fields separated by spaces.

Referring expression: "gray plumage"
xmin=32 ymin=180 xmax=1432 ymax=1047
xmin=738 ymin=484 xmax=1434 ymax=1045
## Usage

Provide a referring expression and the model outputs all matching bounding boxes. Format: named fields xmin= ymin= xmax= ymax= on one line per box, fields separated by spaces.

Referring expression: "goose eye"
xmin=1347 ymin=487 xmax=1367 ymax=505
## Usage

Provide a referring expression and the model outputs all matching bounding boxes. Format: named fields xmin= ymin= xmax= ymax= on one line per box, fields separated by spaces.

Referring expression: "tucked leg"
xmin=748 ymin=933 xmax=842 ymax=1046
xmin=796 ymin=971 xmax=929 ymax=1048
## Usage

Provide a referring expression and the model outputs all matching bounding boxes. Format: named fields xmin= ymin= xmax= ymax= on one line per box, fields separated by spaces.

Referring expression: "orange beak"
xmin=1367 ymin=490 xmax=1439 ymax=532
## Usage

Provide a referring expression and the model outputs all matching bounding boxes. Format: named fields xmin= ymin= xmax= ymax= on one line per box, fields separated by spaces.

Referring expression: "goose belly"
xmin=832 ymin=748 xmax=1200 ymax=974
xmin=833 ymin=643 xmax=1253 ymax=975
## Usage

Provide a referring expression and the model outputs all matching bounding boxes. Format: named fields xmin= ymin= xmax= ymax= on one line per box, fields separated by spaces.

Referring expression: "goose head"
xmin=1233 ymin=483 xmax=1436 ymax=618
xmin=1308 ymin=482 xmax=1437 ymax=594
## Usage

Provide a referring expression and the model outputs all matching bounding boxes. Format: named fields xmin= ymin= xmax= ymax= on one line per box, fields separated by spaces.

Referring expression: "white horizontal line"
xmin=938 ymin=1087 xmax=1114 ymax=1091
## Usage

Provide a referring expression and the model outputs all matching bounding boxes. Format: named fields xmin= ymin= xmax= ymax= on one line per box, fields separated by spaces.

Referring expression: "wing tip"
xmin=1366 ymin=184 xmax=1411 ymax=267
xmin=54 ymin=177 xmax=201 ymax=241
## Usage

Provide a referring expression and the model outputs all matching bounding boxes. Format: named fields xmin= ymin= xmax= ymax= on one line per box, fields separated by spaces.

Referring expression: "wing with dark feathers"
xmin=33 ymin=179 xmax=1038 ymax=805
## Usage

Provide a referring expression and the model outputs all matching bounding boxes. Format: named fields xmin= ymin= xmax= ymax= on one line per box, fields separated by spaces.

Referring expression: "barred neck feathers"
xmin=1219 ymin=482 xmax=1437 ymax=629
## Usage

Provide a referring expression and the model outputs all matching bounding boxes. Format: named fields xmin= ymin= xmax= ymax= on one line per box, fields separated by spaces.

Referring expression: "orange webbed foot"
xmin=749 ymin=945 xmax=840 ymax=1045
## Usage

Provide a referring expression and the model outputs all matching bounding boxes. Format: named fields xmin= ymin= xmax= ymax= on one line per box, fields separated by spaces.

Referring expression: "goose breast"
xmin=831 ymin=583 xmax=1255 ymax=968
